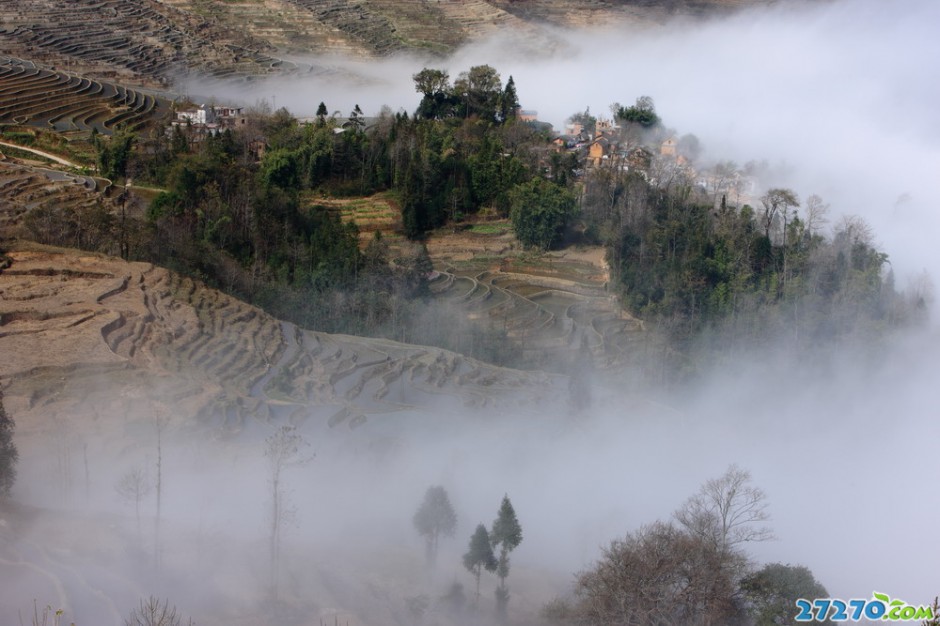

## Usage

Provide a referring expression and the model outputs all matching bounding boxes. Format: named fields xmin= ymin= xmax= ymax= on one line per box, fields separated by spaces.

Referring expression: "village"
xmin=169 ymin=99 xmax=761 ymax=212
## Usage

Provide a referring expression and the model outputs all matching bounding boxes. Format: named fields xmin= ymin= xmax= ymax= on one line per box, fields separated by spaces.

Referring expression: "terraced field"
xmin=0 ymin=57 xmax=170 ymax=136
xmin=427 ymin=239 xmax=644 ymax=373
xmin=309 ymin=191 xmax=402 ymax=242
xmin=0 ymin=246 xmax=563 ymax=443
xmin=0 ymin=159 xmax=107 ymax=234
xmin=324 ymin=201 xmax=646 ymax=374
xmin=1 ymin=0 xmax=777 ymax=79
xmin=0 ymin=0 xmax=294 ymax=84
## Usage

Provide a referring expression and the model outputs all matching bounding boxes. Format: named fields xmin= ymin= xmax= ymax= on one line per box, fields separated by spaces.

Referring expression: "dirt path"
xmin=0 ymin=140 xmax=81 ymax=168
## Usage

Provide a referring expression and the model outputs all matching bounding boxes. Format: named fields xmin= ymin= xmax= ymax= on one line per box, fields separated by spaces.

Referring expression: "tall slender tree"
xmin=500 ymin=76 xmax=520 ymax=122
xmin=490 ymin=495 xmax=523 ymax=618
xmin=264 ymin=425 xmax=311 ymax=600
xmin=463 ymin=523 xmax=497 ymax=605
xmin=0 ymin=384 xmax=17 ymax=501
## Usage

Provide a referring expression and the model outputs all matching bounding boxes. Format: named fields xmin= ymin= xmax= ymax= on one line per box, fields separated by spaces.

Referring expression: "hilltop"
xmin=0 ymin=0 xmax=781 ymax=85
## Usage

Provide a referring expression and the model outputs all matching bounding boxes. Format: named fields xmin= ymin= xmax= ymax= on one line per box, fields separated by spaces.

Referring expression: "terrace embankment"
xmin=0 ymin=245 xmax=564 ymax=443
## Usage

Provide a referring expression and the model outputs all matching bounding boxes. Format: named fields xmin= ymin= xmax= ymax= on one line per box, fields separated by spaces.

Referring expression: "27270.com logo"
xmin=796 ymin=592 xmax=935 ymax=622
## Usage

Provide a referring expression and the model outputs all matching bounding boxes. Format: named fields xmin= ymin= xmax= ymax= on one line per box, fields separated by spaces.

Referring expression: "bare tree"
xmin=115 ymin=466 xmax=152 ymax=539
xmin=151 ymin=405 xmax=169 ymax=572
xmin=264 ymin=424 xmax=312 ymax=600
xmin=760 ymin=188 xmax=799 ymax=242
xmin=760 ymin=188 xmax=800 ymax=288
xmin=804 ymin=194 xmax=830 ymax=238
xmin=124 ymin=596 xmax=192 ymax=626
xmin=835 ymin=214 xmax=874 ymax=248
xmin=573 ymin=521 xmax=746 ymax=625
xmin=674 ymin=464 xmax=773 ymax=553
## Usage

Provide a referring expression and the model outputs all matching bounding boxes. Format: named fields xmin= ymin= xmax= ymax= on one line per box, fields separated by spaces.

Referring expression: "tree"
xmin=413 ymin=68 xmax=454 ymax=119
xmin=151 ymin=406 xmax=168 ymax=572
xmin=560 ymin=469 xmax=774 ymax=625
xmin=674 ymin=464 xmax=773 ymax=553
xmin=568 ymin=107 xmax=597 ymax=135
xmin=348 ymin=104 xmax=364 ymax=131
xmin=413 ymin=485 xmax=457 ymax=565
xmin=454 ymin=65 xmax=502 ymax=121
xmin=500 ymin=75 xmax=520 ymax=123
xmin=124 ymin=596 xmax=192 ymax=626
xmin=760 ymin=188 xmax=799 ymax=241
xmin=615 ymin=96 xmax=660 ymax=128
xmin=264 ymin=424 xmax=312 ymax=599
xmin=741 ymin=563 xmax=829 ymax=625
xmin=572 ymin=521 xmax=747 ymax=625
xmin=509 ymin=178 xmax=577 ymax=250
xmin=115 ymin=466 xmax=152 ymax=538
xmin=490 ymin=494 xmax=523 ymax=618
xmin=0 ymin=384 xmax=17 ymax=501
xmin=316 ymin=101 xmax=328 ymax=127
xmin=463 ymin=523 xmax=497 ymax=604
xmin=97 ymin=127 xmax=136 ymax=180
xmin=804 ymin=194 xmax=830 ymax=238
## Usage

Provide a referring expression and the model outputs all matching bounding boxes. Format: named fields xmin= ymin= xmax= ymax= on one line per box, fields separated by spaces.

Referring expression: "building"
xmin=518 ymin=109 xmax=538 ymax=122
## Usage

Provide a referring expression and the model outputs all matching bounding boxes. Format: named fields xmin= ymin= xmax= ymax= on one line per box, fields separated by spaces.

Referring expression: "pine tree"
xmin=500 ymin=75 xmax=520 ymax=122
xmin=490 ymin=494 xmax=523 ymax=618
xmin=0 ymin=384 xmax=18 ymax=501
xmin=463 ymin=523 xmax=497 ymax=604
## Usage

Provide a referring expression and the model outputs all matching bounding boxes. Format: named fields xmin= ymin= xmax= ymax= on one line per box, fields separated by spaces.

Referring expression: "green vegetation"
xmin=509 ymin=178 xmax=577 ymax=250
xmin=490 ymin=494 xmax=523 ymax=618
xmin=107 ymin=66 xmax=562 ymax=346
xmin=4 ymin=65 xmax=918 ymax=378
xmin=583 ymin=162 xmax=911 ymax=380
xmin=742 ymin=563 xmax=830 ymax=625
xmin=467 ymin=222 xmax=510 ymax=234
xmin=615 ymin=95 xmax=661 ymax=128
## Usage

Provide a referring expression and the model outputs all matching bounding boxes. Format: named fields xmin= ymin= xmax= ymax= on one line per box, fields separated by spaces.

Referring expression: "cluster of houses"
xmin=169 ymin=103 xmax=270 ymax=158
xmin=552 ymin=116 xmax=685 ymax=173
xmin=547 ymin=114 xmax=758 ymax=205
xmin=167 ymin=101 xmax=757 ymax=205
xmin=172 ymin=103 xmax=247 ymax=133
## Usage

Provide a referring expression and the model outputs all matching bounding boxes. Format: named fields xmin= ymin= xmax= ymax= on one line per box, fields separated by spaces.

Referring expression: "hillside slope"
xmin=0 ymin=0 xmax=782 ymax=84
xmin=0 ymin=244 xmax=563 ymax=439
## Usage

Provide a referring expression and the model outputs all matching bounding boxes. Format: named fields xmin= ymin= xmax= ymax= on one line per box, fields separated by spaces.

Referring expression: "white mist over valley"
xmin=2 ymin=0 xmax=938 ymax=624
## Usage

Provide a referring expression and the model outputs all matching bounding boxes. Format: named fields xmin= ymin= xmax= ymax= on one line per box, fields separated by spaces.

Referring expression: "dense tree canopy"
xmin=509 ymin=178 xmax=577 ymax=250
xmin=741 ymin=563 xmax=829 ymax=626
xmin=615 ymin=95 xmax=660 ymax=128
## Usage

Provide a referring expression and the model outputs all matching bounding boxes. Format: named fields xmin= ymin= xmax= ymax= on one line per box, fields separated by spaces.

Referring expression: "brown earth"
xmin=0 ymin=243 xmax=564 ymax=441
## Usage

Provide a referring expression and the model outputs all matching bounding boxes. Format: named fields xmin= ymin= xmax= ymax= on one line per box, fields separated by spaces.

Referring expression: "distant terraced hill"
xmin=0 ymin=159 xmax=106 ymax=236
xmin=0 ymin=0 xmax=780 ymax=85
xmin=0 ymin=57 xmax=170 ymax=135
